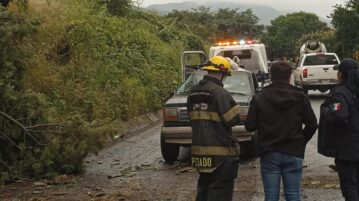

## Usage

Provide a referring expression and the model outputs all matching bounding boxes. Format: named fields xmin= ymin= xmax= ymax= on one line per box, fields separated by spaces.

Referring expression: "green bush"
xmin=0 ymin=0 xmax=206 ymax=183
xmin=0 ymin=7 xmax=102 ymax=182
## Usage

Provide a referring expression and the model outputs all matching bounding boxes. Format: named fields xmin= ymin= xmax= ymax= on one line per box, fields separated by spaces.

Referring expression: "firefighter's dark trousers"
xmin=196 ymin=158 xmax=239 ymax=201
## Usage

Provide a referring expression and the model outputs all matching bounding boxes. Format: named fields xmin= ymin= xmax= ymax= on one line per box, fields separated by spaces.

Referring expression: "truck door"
xmin=181 ymin=51 xmax=208 ymax=82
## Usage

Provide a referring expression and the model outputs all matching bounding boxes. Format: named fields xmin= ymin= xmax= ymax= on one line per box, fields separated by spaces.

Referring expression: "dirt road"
xmin=0 ymin=92 xmax=345 ymax=201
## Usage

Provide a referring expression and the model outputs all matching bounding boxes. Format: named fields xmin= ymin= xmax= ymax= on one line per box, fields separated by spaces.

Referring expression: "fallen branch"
xmin=0 ymin=158 xmax=10 ymax=170
xmin=0 ymin=131 xmax=23 ymax=151
xmin=0 ymin=111 xmax=43 ymax=145
xmin=25 ymin=123 xmax=63 ymax=129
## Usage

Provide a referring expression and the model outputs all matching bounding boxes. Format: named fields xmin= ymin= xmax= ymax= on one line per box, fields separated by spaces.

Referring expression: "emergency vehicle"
xmin=181 ymin=39 xmax=269 ymax=82
xmin=159 ymin=39 xmax=268 ymax=163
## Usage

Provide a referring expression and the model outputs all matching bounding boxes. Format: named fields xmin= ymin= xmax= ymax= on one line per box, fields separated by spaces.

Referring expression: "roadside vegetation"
xmin=0 ymin=0 xmax=204 ymax=183
xmin=0 ymin=0 xmax=357 ymax=184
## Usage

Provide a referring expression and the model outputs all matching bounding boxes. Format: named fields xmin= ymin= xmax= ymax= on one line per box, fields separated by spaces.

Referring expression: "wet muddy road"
xmin=1 ymin=92 xmax=345 ymax=201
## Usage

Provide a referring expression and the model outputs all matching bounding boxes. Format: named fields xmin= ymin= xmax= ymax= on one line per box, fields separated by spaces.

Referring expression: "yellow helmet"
xmin=202 ymin=56 xmax=231 ymax=75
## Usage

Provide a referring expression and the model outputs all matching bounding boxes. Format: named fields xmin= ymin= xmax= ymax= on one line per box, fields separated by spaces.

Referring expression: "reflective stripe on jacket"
xmin=187 ymin=75 xmax=241 ymax=172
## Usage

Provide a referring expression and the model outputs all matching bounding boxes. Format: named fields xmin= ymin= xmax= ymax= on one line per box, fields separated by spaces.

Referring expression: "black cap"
xmin=334 ymin=58 xmax=359 ymax=74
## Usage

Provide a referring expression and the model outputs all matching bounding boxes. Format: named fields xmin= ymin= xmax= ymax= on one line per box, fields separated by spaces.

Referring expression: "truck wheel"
xmin=240 ymin=134 xmax=258 ymax=159
xmin=161 ymin=138 xmax=180 ymax=163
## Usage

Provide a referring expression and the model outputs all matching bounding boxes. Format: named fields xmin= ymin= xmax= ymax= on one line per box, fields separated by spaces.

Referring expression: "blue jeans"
xmin=260 ymin=152 xmax=303 ymax=201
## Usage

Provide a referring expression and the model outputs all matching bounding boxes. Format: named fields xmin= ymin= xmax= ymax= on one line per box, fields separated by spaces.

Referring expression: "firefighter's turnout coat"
xmin=187 ymin=75 xmax=241 ymax=173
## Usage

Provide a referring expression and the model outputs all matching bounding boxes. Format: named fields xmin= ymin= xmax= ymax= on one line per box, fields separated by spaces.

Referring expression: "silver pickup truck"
xmin=160 ymin=70 xmax=258 ymax=162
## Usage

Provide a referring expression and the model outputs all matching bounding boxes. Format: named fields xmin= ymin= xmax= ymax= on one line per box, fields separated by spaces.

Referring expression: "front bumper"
xmin=302 ymin=79 xmax=337 ymax=86
xmin=161 ymin=125 xmax=254 ymax=144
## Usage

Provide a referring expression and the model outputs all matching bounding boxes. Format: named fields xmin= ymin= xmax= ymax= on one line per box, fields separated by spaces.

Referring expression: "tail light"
xmin=163 ymin=108 xmax=178 ymax=121
xmin=303 ymin=68 xmax=308 ymax=78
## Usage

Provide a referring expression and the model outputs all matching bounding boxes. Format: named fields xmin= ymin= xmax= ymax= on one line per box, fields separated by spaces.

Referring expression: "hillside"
xmin=146 ymin=1 xmax=282 ymax=25
xmin=146 ymin=1 xmax=330 ymax=26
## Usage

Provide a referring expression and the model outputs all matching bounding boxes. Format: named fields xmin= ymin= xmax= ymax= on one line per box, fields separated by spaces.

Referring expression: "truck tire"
xmin=240 ymin=134 xmax=258 ymax=159
xmin=161 ymin=138 xmax=180 ymax=163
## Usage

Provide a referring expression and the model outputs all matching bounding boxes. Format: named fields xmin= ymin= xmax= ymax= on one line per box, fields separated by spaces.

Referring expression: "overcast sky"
xmin=141 ymin=0 xmax=348 ymax=18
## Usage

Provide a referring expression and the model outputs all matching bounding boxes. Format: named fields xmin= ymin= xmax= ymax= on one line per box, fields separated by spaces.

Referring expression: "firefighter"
xmin=187 ymin=56 xmax=241 ymax=201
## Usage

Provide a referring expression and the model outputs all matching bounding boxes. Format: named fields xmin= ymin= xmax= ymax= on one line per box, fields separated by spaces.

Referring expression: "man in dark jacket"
xmin=187 ymin=56 xmax=241 ymax=201
xmin=322 ymin=58 xmax=359 ymax=201
xmin=245 ymin=61 xmax=318 ymax=201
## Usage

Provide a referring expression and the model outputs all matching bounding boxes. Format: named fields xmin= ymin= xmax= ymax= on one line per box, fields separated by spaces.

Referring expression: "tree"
xmin=330 ymin=0 xmax=359 ymax=58
xmin=104 ymin=0 xmax=132 ymax=16
xmin=262 ymin=12 xmax=329 ymax=60
xmin=166 ymin=7 xmax=264 ymax=42
xmin=166 ymin=7 xmax=216 ymax=41
xmin=298 ymin=30 xmax=337 ymax=53
xmin=214 ymin=8 xmax=264 ymax=40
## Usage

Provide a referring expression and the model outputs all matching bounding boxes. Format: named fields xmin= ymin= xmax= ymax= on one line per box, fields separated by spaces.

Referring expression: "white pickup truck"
xmin=293 ymin=53 xmax=340 ymax=94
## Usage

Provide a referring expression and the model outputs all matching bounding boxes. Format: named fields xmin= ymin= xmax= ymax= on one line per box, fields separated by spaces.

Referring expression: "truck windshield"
xmin=218 ymin=50 xmax=262 ymax=73
xmin=176 ymin=71 xmax=252 ymax=96
xmin=303 ymin=54 xmax=339 ymax=66
xmin=223 ymin=50 xmax=252 ymax=59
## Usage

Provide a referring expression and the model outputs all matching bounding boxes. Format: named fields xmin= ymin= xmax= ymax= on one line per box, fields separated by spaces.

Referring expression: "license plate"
xmin=322 ymin=80 xmax=337 ymax=84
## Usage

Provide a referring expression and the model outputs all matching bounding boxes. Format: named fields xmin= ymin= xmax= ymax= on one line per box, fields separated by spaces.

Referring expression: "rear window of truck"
xmin=303 ymin=54 xmax=339 ymax=66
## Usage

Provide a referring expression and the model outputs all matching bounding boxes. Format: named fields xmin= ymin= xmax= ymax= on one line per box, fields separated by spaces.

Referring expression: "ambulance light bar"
xmin=215 ymin=39 xmax=257 ymax=46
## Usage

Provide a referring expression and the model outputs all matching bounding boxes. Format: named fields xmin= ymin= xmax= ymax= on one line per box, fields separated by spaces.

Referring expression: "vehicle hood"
xmin=262 ymin=82 xmax=305 ymax=109
xmin=232 ymin=95 xmax=252 ymax=106
xmin=165 ymin=95 xmax=188 ymax=107
xmin=165 ymin=94 xmax=252 ymax=107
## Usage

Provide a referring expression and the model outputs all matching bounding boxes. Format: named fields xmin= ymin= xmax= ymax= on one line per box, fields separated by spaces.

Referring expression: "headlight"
xmin=163 ymin=108 xmax=178 ymax=121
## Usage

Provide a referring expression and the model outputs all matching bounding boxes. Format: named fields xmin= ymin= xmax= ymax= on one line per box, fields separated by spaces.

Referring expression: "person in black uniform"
xmin=187 ymin=56 xmax=241 ymax=201
xmin=320 ymin=58 xmax=359 ymax=201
